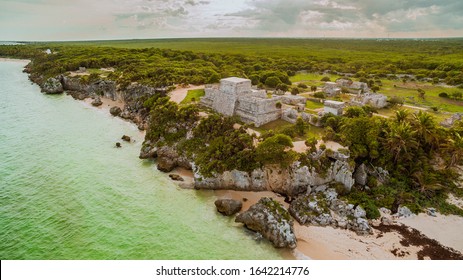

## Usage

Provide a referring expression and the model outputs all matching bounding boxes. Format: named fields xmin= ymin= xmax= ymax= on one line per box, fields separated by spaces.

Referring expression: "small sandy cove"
xmin=213 ymin=189 xmax=463 ymax=260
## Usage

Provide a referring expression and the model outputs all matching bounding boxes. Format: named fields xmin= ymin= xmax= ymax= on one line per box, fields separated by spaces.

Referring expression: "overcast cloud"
xmin=0 ymin=0 xmax=461 ymax=40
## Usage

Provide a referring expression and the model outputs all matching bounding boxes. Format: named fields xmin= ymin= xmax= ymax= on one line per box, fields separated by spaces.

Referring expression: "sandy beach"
xmin=213 ymin=188 xmax=463 ymax=260
xmin=0 ymin=58 xmax=31 ymax=63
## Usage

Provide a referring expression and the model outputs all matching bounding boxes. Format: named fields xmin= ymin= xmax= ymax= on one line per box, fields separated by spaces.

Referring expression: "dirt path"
xmin=169 ymin=85 xmax=204 ymax=104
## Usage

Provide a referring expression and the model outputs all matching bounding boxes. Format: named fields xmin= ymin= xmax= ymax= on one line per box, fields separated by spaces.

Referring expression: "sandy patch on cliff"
xmin=169 ymin=85 xmax=204 ymax=104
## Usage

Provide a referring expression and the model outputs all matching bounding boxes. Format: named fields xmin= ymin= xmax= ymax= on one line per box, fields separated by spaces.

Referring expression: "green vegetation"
xmin=180 ymin=89 xmax=205 ymax=105
xmin=319 ymin=106 xmax=463 ymax=216
xmin=2 ymin=38 xmax=462 ymax=217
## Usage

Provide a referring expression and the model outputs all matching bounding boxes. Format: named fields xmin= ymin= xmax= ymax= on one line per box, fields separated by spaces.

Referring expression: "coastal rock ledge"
xmin=235 ymin=197 xmax=297 ymax=249
xmin=41 ymin=77 xmax=63 ymax=94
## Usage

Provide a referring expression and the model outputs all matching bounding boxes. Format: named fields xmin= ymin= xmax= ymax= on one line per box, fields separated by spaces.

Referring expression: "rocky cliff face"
xmin=235 ymin=197 xmax=297 ymax=249
xmin=194 ymin=157 xmax=355 ymax=197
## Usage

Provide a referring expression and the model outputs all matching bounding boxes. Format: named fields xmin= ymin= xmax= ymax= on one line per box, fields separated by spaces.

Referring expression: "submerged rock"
xmin=115 ymin=142 xmax=121 ymax=148
xmin=169 ymin=174 xmax=184 ymax=181
xmin=110 ymin=106 xmax=122 ymax=117
xmin=235 ymin=197 xmax=297 ymax=249
xmin=215 ymin=199 xmax=242 ymax=216
xmin=41 ymin=77 xmax=63 ymax=94
xmin=91 ymin=97 xmax=103 ymax=107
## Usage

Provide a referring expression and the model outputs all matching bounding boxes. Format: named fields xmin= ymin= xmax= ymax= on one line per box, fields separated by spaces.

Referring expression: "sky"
xmin=0 ymin=0 xmax=462 ymax=41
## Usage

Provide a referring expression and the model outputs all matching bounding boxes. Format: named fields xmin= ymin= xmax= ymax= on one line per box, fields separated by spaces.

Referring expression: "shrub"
xmin=265 ymin=76 xmax=282 ymax=88
xmin=313 ymin=92 xmax=325 ymax=99
xmin=321 ymin=76 xmax=331 ymax=82
xmin=291 ymin=87 xmax=300 ymax=95
xmin=439 ymin=92 xmax=449 ymax=98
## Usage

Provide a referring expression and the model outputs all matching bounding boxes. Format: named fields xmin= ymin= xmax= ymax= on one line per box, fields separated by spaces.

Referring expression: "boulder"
xmin=121 ymin=135 xmax=131 ymax=142
xmin=169 ymin=174 xmax=184 ymax=181
xmin=91 ymin=97 xmax=103 ymax=107
xmin=396 ymin=206 xmax=415 ymax=218
xmin=157 ymin=156 xmax=176 ymax=172
xmin=354 ymin=163 xmax=368 ymax=186
xmin=41 ymin=77 xmax=63 ymax=94
xmin=215 ymin=199 xmax=242 ymax=216
xmin=353 ymin=205 xmax=367 ymax=219
xmin=426 ymin=208 xmax=437 ymax=217
xmin=236 ymin=198 xmax=297 ymax=249
xmin=110 ymin=106 xmax=122 ymax=117
xmin=115 ymin=142 xmax=121 ymax=148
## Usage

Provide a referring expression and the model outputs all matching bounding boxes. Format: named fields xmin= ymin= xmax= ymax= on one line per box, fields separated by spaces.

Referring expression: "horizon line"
xmin=2 ymin=35 xmax=463 ymax=43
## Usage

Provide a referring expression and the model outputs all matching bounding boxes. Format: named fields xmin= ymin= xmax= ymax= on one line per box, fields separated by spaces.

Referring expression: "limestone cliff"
xmin=194 ymin=157 xmax=354 ymax=197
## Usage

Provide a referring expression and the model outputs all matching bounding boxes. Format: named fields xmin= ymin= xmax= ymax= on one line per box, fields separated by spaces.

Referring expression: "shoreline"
xmin=24 ymin=65 xmax=463 ymax=260
xmin=76 ymin=93 xmax=463 ymax=260
xmin=213 ymin=189 xmax=463 ymax=260
xmin=0 ymin=57 xmax=31 ymax=63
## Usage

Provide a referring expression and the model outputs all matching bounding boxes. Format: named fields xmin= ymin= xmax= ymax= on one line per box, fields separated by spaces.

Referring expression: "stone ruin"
xmin=200 ymin=77 xmax=282 ymax=127
xmin=323 ymin=82 xmax=341 ymax=96
xmin=336 ymin=79 xmax=369 ymax=94
xmin=324 ymin=100 xmax=345 ymax=116
xmin=323 ymin=79 xmax=369 ymax=96
xmin=351 ymin=92 xmax=389 ymax=109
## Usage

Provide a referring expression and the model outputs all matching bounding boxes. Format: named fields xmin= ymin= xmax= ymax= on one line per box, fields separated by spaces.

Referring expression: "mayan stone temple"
xmin=200 ymin=77 xmax=282 ymax=127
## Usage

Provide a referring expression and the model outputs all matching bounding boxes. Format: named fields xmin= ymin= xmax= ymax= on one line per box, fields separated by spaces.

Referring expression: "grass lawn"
xmin=305 ymin=100 xmax=324 ymax=110
xmin=254 ymin=119 xmax=292 ymax=133
xmin=379 ymin=79 xmax=463 ymax=113
xmin=180 ymin=89 xmax=205 ymax=105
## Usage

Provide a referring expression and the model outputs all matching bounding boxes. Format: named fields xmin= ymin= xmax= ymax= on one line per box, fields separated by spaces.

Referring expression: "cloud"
xmin=224 ymin=0 xmax=463 ymax=36
xmin=0 ymin=0 xmax=462 ymax=40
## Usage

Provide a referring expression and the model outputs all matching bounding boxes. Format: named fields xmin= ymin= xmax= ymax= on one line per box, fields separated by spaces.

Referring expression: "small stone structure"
xmin=324 ymin=100 xmax=345 ymax=116
xmin=281 ymin=95 xmax=307 ymax=105
xmin=351 ymin=93 xmax=388 ymax=108
xmin=323 ymin=82 xmax=341 ymax=96
xmin=201 ymin=77 xmax=282 ymax=127
xmin=336 ymin=79 xmax=369 ymax=94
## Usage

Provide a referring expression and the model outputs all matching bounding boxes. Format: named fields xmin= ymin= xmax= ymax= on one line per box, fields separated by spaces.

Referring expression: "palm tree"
xmin=384 ymin=122 xmax=419 ymax=165
xmin=441 ymin=131 xmax=463 ymax=168
xmin=394 ymin=109 xmax=409 ymax=124
xmin=413 ymin=111 xmax=438 ymax=151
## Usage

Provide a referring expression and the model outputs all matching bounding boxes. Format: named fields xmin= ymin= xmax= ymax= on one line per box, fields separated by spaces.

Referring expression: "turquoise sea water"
xmin=0 ymin=61 xmax=283 ymax=260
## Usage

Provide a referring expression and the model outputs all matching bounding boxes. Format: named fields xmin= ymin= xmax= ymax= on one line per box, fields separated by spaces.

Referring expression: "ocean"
xmin=0 ymin=60 xmax=283 ymax=260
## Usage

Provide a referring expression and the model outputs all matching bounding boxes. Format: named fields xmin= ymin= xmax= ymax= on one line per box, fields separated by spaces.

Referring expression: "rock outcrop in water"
xmin=235 ymin=197 xmax=297 ymax=249
xmin=215 ymin=199 xmax=242 ymax=216
xmin=110 ymin=106 xmax=122 ymax=117
xmin=41 ymin=76 xmax=63 ymax=94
